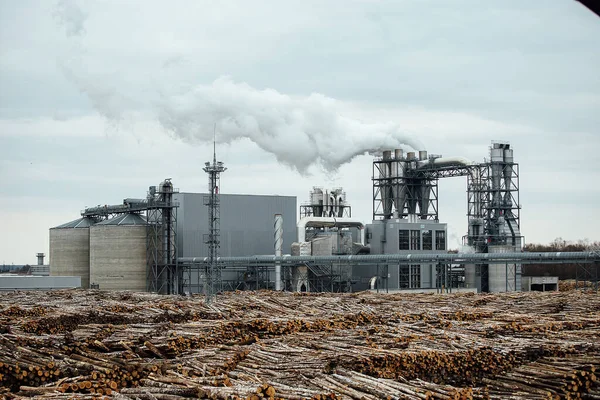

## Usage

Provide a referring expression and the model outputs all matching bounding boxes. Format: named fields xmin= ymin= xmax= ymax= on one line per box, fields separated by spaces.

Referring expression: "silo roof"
xmin=96 ymin=213 xmax=147 ymax=226
xmin=53 ymin=217 xmax=97 ymax=229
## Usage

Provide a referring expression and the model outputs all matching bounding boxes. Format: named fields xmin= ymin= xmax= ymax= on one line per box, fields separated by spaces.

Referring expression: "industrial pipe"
xmin=416 ymin=156 xmax=475 ymax=169
xmin=274 ymin=214 xmax=283 ymax=290
xmin=179 ymin=251 xmax=599 ymax=266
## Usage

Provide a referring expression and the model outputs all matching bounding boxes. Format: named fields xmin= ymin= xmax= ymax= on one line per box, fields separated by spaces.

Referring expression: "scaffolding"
xmin=81 ymin=180 xmax=180 ymax=294
xmin=238 ymin=266 xmax=271 ymax=290
xmin=146 ymin=180 xmax=179 ymax=294
xmin=372 ymin=156 xmax=440 ymax=221
xmin=284 ymin=262 xmax=351 ymax=293
xmin=576 ymin=245 xmax=600 ymax=291
xmin=464 ymin=144 xmax=523 ymax=249
xmin=300 ymin=187 xmax=352 ymax=218
xmin=371 ymin=142 xmax=523 ymax=292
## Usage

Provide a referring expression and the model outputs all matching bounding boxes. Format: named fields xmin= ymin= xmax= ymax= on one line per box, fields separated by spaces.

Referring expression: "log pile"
xmin=0 ymin=289 xmax=599 ymax=399
xmin=559 ymin=279 xmax=598 ymax=292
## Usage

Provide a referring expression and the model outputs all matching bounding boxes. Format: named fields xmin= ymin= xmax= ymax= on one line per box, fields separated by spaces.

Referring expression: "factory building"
xmin=42 ymin=140 xmax=524 ymax=295
xmin=352 ymin=144 xmax=520 ymax=293
xmin=47 ymin=188 xmax=296 ymax=293
xmin=464 ymin=142 xmax=522 ymax=292
xmin=290 ymin=187 xmax=364 ymax=292
xmin=348 ymin=149 xmax=450 ymax=291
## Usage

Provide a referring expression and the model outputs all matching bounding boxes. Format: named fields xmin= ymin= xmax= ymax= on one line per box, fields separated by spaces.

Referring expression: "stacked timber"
xmin=559 ymin=279 xmax=598 ymax=292
xmin=0 ymin=289 xmax=599 ymax=399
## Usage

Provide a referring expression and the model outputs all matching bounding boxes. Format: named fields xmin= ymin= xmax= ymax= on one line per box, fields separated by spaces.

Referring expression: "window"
xmin=423 ymin=230 xmax=433 ymax=250
xmin=410 ymin=265 xmax=421 ymax=288
xmin=435 ymin=230 xmax=446 ymax=250
xmin=399 ymin=230 xmax=410 ymax=250
xmin=410 ymin=230 xmax=420 ymax=250
xmin=399 ymin=265 xmax=409 ymax=288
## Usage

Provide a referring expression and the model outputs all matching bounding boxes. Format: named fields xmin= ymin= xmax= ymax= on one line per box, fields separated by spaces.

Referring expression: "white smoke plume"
xmin=53 ymin=2 xmax=423 ymax=173
xmin=158 ymin=77 xmax=422 ymax=172
xmin=53 ymin=0 xmax=87 ymax=37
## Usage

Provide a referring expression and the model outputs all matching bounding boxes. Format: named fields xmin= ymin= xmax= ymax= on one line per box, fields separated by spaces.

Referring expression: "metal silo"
xmin=89 ymin=213 xmax=148 ymax=291
xmin=49 ymin=217 xmax=96 ymax=289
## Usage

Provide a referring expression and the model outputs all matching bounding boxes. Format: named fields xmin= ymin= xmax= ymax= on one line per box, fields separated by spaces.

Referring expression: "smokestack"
xmin=36 ymin=253 xmax=45 ymax=266
xmin=274 ymin=214 xmax=283 ymax=291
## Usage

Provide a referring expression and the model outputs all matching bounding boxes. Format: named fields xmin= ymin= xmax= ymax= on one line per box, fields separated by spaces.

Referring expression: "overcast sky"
xmin=1 ymin=0 xmax=599 ymax=264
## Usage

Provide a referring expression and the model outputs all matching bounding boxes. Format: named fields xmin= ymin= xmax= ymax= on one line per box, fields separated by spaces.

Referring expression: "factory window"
xmin=423 ymin=230 xmax=433 ymax=250
xmin=410 ymin=265 xmax=421 ymax=288
xmin=399 ymin=265 xmax=409 ymax=289
xmin=399 ymin=230 xmax=410 ymax=250
xmin=410 ymin=230 xmax=420 ymax=250
xmin=436 ymin=230 xmax=446 ymax=250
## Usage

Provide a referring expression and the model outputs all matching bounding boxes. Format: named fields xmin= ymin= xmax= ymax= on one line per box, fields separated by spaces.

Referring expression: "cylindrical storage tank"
xmin=503 ymin=148 xmax=514 ymax=202
xmin=419 ymin=150 xmax=428 ymax=160
xmin=50 ymin=217 xmax=96 ymax=289
xmin=382 ymin=150 xmax=392 ymax=160
xmin=394 ymin=149 xmax=403 ymax=160
xmin=503 ymin=148 xmax=513 ymax=164
xmin=90 ymin=213 xmax=148 ymax=291
xmin=406 ymin=152 xmax=416 ymax=160
xmin=311 ymin=188 xmax=323 ymax=217
xmin=487 ymin=245 xmax=515 ymax=292
xmin=464 ymin=264 xmax=477 ymax=291
xmin=490 ymin=148 xmax=504 ymax=163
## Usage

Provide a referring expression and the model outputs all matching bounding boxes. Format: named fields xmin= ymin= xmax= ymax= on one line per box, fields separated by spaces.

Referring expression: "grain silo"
xmin=49 ymin=217 xmax=96 ymax=289
xmin=89 ymin=213 xmax=148 ymax=291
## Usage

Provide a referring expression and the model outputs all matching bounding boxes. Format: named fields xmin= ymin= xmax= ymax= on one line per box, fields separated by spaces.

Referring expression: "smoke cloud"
xmin=53 ymin=0 xmax=87 ymax=37
xmin=458 ymin=245 xmax=476 ymax=254
xmin=158 ymin=77 xmax=422 ymax=172
xmin=53 ymin=2 xmax=422 ymax=173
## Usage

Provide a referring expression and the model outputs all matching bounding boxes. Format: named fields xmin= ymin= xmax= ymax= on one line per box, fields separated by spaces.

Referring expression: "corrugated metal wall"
xmin=175 ymin=193 xmax=297 ymax=258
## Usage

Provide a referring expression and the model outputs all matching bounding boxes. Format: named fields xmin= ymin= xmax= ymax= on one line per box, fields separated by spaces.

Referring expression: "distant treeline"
xmin=0 ymin=264 xmax=31 ymax=274
xmin=522 ymin=238 xmax=599 ymax=280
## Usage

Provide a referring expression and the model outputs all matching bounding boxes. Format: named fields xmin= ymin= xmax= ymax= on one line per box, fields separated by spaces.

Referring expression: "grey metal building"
xmin=173 ymin=192 xmax=297 ymax=291
xmin=175 ymin=193 xmax=297 ymax=257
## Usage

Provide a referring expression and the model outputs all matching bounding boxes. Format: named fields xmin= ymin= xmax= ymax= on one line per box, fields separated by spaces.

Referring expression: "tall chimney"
xmin=274 ymin=214 xmax=283 ymax=291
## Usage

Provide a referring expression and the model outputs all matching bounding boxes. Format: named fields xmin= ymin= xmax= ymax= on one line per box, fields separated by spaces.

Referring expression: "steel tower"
xmin=202 ymin=139 xmax=226 ymax=304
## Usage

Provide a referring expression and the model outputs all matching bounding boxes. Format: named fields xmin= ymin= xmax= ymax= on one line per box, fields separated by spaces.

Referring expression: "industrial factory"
xmin=40 ymin=141 xmax=595 ymax=297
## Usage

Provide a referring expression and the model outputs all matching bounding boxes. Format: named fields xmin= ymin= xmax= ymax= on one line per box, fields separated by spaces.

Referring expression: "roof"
xmin=53 ymin=217 xmax=97 ymax=229
xmin=95 ymin=213 xmax=147 ymax=226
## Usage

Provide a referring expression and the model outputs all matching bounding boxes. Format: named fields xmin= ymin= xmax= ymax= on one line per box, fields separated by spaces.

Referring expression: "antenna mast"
xmin=202 ymin=124 xmax=226 ymax=304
